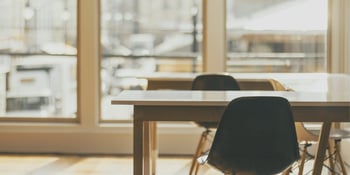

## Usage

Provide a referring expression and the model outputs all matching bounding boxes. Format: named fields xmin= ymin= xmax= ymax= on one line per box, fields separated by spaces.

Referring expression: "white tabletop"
xmin=113 ymin=73 xmax=350 ymax=106
xmin=112 ymin=73 xmax=350 ymax=105
xmin=112 ymin=90 xmax=350 ymax=107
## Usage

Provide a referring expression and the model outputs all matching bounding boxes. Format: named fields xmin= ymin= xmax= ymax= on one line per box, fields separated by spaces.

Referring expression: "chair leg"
xmin=282 ymin=166 xmax=292 ymax=175
xmin=194 ymin=131 xmax=210 ymax=175
xmin=298 ymin=143 xmax=308 ymax=175
xmin=334 ymin=140 xmax=347 ymax=175
xmin=194 ymin=162 xmax=201 ymax=175
xmin=297 ymin=140 xmax=348 ymax=175
xmin=327 ymin=140 xmax=336 ymax=175
xmin=189 ymin=130 xmax=210 ymax=175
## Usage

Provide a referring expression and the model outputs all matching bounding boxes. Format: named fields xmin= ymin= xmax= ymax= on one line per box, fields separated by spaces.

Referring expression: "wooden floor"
xmin=0 ymin=154 xmax=222 ymax=175
xmin=0 ymin=154 xmax=348 ymax=175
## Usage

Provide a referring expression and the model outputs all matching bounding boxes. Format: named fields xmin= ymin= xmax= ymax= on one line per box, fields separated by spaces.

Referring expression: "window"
xmin=0 ymin=0 xmax=77 ymax=120
xmin=226 ymin=0 xmax=327 ymax=73
xmin=100 ymin=0 xmax=202 ymax=121
xmin=0 ymin=0 xmax=348 ymax=155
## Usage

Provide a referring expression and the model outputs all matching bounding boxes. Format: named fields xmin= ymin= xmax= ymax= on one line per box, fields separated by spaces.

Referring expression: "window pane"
xmin=226 ymin=0 xmax=327 ymax=72
xmin=101 ymin=0 xmax=202 ymax=121
xmin=0 ymin=0 xmax=77 ymax=119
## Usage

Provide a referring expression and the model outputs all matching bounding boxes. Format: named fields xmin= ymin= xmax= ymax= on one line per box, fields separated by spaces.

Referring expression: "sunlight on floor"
xmin=0 ymin=154 xmax=348 ymax=175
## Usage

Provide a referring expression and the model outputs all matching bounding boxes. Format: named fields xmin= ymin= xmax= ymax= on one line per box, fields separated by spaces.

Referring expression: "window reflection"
xmin=0 ymin=0 xmax=77 ymax=118
xmin=100 ymin=0 xmax=328 ymax=121
xmin=226 ymin=0 xmax=327 ymax=72
xmin=100 ymin=0 xmax=203 ymax=120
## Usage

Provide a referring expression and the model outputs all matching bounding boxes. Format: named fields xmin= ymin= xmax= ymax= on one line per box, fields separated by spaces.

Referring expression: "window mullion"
xmin=328 ymin=0 xmax=350 ymax=73
xmin=78 ymin=0 xmax=100 ymax=127
xmin=202 ymin=0 xmax=226 ymax=73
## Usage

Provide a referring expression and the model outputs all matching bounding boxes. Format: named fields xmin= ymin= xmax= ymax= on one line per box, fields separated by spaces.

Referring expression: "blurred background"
xmin=0 ymin=0 xmax=327 ymax=120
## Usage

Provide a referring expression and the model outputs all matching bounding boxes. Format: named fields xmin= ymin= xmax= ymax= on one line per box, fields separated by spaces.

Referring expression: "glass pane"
xmin=226 ymin=0 xmax=327 ymax=72
xmin=0 ymin=0 xmax=77 ymax=118
xmin=101 ymin=0 xmax=202 ymax=121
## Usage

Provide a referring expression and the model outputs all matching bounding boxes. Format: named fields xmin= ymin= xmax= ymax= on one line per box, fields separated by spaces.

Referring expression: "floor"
xmin=0 ymin=154 xmax=348 ymax=175
xmin=0 ymin=154 xmax=221 ymax=175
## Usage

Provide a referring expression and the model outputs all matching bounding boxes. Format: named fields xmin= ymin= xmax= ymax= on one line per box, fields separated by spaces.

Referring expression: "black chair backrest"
xmin=191 ymin=74 xmax=241 ymax=128
xmin=208 ymin=96 xmax=299 ymax=174
xmin=192 ymin=74 xmax=240 ymax=91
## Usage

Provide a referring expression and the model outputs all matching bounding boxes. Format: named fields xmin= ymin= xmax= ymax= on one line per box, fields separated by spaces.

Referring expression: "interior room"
xmin=0 ymin=0 xmax=350 ymax=174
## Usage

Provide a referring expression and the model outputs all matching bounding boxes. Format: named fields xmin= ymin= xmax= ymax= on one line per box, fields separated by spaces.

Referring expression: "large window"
xmin=226 ymin=0 xmax=327 ymax=73
xmin=0 ymin=0 xmax=349 ymax=155
xmin=0 ymin=0 xmax=77 ymax=119
xmin=100 ymin=0 xmax=202 ymax=121
xmin=0 ymin=0 xmax=328 ymax=122
xmin=100 ymin=0 xmax=328 ymax=121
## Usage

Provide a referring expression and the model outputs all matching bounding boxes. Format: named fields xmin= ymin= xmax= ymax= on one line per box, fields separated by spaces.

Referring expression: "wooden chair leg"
xmin=282 ymin=166 xmax=292 ymax=175
xmin=334 ymin=140 xmax=347 ymax=175
xmin=298 ymin=143 xmax=308 ymax=175
xmin=194 ymin=131 xmax=209 ymax=175
xmin=189 ymin=130 xmax=209 ymax=175
xmin=326 ymin=140 xmax=336 ymax=175
xmin=194 ymin=161 xmax=201 ymax=175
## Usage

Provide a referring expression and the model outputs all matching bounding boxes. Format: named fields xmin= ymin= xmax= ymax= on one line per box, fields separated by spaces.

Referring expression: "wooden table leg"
xmin=151 ymin=122 xmax=157 ymax=175
xmin=312 ymin=122 xmax=331 ymax=175
xmin=134 ymin=119 xmax=144 ymax=175
xmin=144 ymin=122 xmax=151 ymax=175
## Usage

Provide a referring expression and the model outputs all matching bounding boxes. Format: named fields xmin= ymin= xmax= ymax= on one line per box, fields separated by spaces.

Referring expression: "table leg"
xmin=312 ymin=122 xmax=331 ymax=175
xmin=151 ymin=122 xmax=157 ymax=175
xmin=134 ymin=119 xmax=144 ymax=175
xmin=144 ymin=122 xmax=151 ymax=175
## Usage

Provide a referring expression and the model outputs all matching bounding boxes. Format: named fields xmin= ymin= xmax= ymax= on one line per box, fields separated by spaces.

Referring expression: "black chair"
xmin=206 ymin=96 xmax=300 ymax=175
xmin=189 ymin=74 xmax=240 ymax=175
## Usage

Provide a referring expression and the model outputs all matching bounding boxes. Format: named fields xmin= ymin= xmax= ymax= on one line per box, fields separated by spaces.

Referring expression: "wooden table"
xmin=144 ymin=73 xmax=335 ymax=91
xmin=112 ymin=74 xmax=350 ymax=175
